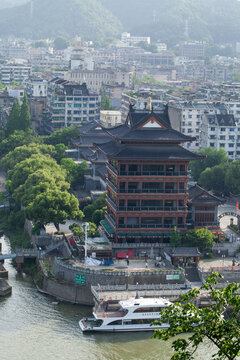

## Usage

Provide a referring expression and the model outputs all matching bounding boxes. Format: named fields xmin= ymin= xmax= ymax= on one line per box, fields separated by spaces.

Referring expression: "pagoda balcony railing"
xmin=105 ymin=213 xmax=116 ymax=227
xmin=107 ymin=163 xmax=118 ymax=174
xmin=119 ymin=188 xmax=187 ymax=194
xmin=106 ymin=196 xmax=117 ymax=210
xmin=117 ymin=206 xmax=187 ymax=212
xmin=117 ymin=223 xmax=186 ymax=229
xmin=118 ymin=171 xmax=188 ymax=177
xmin=107 ymin=180 xmax=187 ymax=194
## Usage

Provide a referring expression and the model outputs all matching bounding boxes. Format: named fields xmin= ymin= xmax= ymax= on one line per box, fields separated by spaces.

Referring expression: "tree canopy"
xmin=0 ymin=129 xmax=41 ymax=157
xmin=153 ymin=273 xmax=240 ymax=360
xmin=44 ymin=126 xmax=80 ymax=146
xmin=189 ymin=147 xmax=228 ymax=182
xmin=25 ymin=188 xmax=83 ymax=230
xmin=6 ymin=98 xmax=21 ymax=135
xmin=184 ymin=228 xmax=215 ymax=252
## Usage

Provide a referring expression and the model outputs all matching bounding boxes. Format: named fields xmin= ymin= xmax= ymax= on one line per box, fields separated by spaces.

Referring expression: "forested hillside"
xmin=0 ymin=0 xmax=121 ymax=39
xmin=101 ymin=0 xmax=240 ymax=45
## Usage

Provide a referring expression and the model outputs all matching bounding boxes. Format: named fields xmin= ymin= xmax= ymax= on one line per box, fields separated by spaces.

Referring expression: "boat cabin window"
xmin=107 ymin=320 xmax=122 ymax=325
xmin=133 ymin=307 xmax=162 ymax=313
xmin=131 ymin=319 xmax=154 ymax=324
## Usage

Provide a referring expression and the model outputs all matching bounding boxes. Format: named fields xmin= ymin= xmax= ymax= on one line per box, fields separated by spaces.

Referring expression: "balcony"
xmin=106 ymin=196 xmax=117 ymax=210
xmin=119 ymin=171 xmax=188 ymax=177
xmin=117 ymin=223 xmax=185 ymax=229
xmin=117 ymin=206 xmax=187 ymax=212
xmin=119 ymin=188 xmax=187 ymax=194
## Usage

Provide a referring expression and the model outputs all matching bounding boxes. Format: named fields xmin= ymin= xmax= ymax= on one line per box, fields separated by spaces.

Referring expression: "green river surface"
xmin=0 ymin=236 xmax=218 ymax=360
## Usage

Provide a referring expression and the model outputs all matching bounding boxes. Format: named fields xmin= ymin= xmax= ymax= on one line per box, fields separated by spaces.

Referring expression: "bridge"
xmin=0 ymin=240 xmax=65 ymax=261
xmin=0 ymin=249 xmax=38 ymax=261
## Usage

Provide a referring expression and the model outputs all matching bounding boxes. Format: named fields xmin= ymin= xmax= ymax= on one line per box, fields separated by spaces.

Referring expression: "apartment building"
xmin=0 ymin=64 xmax=32 ymax=84
xmin=168 ymin=101 xmax=227 ymax=152
xmin=201 ymin=114 xmax=240 ymax=160
xmin=47 ymin=78 xmax=100 ymax=131
xmin=66 ymin=68 xmax=133 ymax=93
xmin=121 ymin=32 xmax=151 ymax=46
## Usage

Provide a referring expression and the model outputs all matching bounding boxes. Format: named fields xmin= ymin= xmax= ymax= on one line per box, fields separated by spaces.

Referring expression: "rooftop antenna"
xmin=153 ymin=9 xmax=157 ymax=24
xmin=30 ymin=0 xmax=34 ymax=18
xmin=184 ymin=19 xmax=189 ymax=39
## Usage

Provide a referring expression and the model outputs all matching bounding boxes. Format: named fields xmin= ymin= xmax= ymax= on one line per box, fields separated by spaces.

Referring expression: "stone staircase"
xmin=185 ymin=266 xmax=201 ymax=283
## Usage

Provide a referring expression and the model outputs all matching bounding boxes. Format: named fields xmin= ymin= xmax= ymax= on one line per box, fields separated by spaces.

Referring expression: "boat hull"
xmin=79 ymin=319 xmax=169 ymax=333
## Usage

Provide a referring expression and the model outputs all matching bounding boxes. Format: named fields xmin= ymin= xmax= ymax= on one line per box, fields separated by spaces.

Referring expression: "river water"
xmin=0 ymin=236 xmax=216 ymax=360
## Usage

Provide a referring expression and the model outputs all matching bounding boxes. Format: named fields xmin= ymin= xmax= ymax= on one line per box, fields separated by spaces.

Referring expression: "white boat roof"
xmin=119 ymin=297 xmax=172 ymax=308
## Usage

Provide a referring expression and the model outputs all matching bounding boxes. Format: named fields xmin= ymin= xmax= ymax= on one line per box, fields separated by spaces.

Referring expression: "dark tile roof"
xmin=103 ymin=124 xmax=130 ymax=137
xmin=73 ymin=134 xmax=110 ymax=147
xmin=77 ymin=121 xmax=102 ymax=134
xmin=188 ymin=184 xmax=224 ymax=204
xmin=128 ymin=108 xmax=171 ymax=129
xmin=118 ymin=128 xmax=194 ymax=142
xmin=216 ymin=114 xmax=236 ymax=127
xmin=95 ymin=141 xmax=204 ymax=161
xmin=170 ymin=247 xmax=201 ymax=257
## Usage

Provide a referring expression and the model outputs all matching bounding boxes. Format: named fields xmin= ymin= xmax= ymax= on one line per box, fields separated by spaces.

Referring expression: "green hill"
xmin=0 ymin=0 xmax=122 ymax=39
xmin=101 ymin=0 xmax=240 ymax=46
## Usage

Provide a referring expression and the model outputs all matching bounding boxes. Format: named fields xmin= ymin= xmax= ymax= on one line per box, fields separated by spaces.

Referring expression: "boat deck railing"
xmin=94 ymin=306 xmax=127 ymax=318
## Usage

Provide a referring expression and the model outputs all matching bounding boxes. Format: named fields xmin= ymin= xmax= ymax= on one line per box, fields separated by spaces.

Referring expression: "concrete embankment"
xmin=40 ymin=258 xmax=185 ymax=305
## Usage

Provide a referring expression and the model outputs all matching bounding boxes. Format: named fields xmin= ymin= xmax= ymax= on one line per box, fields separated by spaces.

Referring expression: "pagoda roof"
xmin=72 ymin=134 xmax=110 ymax=147
xmin=127 ymin=108 xmax=171 ymax=129
xmin=102 ymin=106 xmax=195 ymax=144
xmin=117 ymin=128 xmax=194 ymax=142
xmin=95 ymin=141 xmax=204 ymax=161
xmin=188 ymin=184 xmax=224 ymax=204
xmin=77 ymin=121 xmax=104 ymax=135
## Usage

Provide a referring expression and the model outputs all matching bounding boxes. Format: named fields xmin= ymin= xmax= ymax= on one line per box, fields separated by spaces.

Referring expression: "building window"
xmin=229 ymin=136 xmax=235 ymax=140
xmin=220 ymin=128 xmax=226 ymax=131
xmin=228 ymin=151 xmax=234 ymax=155
xmin=230 ymin=128 xmax=235 ymax=132
xmin=220 ymin=143 xmax=225 ymax=147
xmin=210 ymin=127 xmax=215 ymax=131
xmin=210 ymin=143 xmax=215 ymax=147
xmin=229 ymin=144 xmax=234 ymax=148
xmin=220 ymin=136 xmax=225 ymax=140
xmin=188 ymin=115 xmax=192 ymax=119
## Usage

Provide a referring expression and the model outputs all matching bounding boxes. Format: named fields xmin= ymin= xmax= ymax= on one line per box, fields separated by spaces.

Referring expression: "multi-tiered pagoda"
xmin=96 ymin=105 xmax=203 ymax=243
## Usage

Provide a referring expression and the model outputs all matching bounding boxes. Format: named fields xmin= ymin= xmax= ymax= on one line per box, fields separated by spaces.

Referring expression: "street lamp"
xmin=84 ymin=222 xmax=89 ymax=264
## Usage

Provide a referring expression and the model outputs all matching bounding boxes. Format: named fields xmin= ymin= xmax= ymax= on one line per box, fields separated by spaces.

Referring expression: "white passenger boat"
xmin=79 ymin=297 xmax=172 ymax=333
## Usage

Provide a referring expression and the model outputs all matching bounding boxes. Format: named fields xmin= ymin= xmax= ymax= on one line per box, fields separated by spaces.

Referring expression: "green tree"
xmin=54 ymin=143 xmax=67 ymax=163
xmin=170 ymin=226 xmax=181 ymax=247
xmin=61 ymin=158 xmax=88 ymax=187
xmin=6 ymin=98 xmax=21 ymax=135
xmin=225 ymin=161 xmax=240 ymax=195
xmin=44 ymin=126 xmax=80 ymax=146
xmin=13 ymin=168 xmax=69 ymax=206
xmin=0 ymin=129 xmax=41 ymax=157
xmin=25 ymin=188 xmax=83 ymax=231
xmin=54 ymin=37 xmax=69 ymax=50
xmin=19 ymin=93 xmax=31 ymax=131
xmin=83 ymin=204 xmax=95 ymax=221
xmin=153 ymin=273 xmax=240 ymax=360
xmin=69 ymin=222 xmax=84 ymax=238
xmin=6 ymin=154 xmax=62 ymax=194
xmin=100 ymin=90 xmax=113 ymax=110
xmin=199 ymin=164 xmax=228 ymax=194
xmin=92 ymin=209 xmax=105 ymax=226
xmin=184 ymin=228 xmax=215 ymax=251
xmin=189 ymin=148 xmax=228 ymax=181
xmin=1 ymin=143 xmax=56 ymax=171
